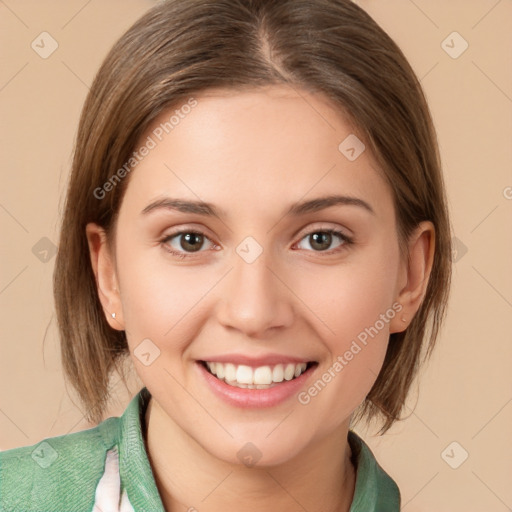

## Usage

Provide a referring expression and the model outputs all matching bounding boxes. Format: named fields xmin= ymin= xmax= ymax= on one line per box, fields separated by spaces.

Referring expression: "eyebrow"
xmin=140 ymin=194 xmax=375 ymax=219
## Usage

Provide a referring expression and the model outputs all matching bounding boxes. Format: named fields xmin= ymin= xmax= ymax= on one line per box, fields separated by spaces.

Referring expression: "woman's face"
xmin=100 ymin=85 xmax=409 ymax=465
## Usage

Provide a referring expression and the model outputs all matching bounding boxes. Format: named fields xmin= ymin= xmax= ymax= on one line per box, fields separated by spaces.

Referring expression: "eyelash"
xmin=160 ymin=228 xmax=354 ymax=260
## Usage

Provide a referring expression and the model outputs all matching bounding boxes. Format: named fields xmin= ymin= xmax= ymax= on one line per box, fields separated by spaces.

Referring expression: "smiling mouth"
xmin=200 ymin=360 xmax=318 ymax=389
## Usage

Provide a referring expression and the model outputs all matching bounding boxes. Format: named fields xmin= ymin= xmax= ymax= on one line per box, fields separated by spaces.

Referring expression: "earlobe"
xmin=85 ymin=222 xmax=125 ymax=330
xmin=390 ymin=221 xmax=435 ymax=333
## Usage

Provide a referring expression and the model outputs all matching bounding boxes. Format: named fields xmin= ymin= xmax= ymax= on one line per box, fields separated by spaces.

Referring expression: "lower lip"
xmin=196 ymin=362 xmax=316 ymax=408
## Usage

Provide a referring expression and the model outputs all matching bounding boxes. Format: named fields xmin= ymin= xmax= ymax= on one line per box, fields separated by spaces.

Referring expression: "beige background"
xmin=1 ymin=1 xmax=511 ymax=510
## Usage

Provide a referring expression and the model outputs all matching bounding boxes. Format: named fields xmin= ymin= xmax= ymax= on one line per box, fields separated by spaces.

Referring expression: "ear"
xmin=389 ymin=221 xmax=435 ymax=333
xmin=85 ymin=222 xmax=125 ymax=331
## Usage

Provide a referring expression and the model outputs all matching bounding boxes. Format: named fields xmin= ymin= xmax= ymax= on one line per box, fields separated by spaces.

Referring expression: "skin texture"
xmin=86 ymin=85 xmax=435 ymax=512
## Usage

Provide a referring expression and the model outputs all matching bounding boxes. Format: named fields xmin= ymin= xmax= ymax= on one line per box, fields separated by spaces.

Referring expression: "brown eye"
xmin=178 ymin=232 xmax=204 ymax=252
xmin=296 ymin=229 xmax=352 ymax=253
xmin=309 ymin=232 xmax=334 ymax=251
xmin=162 ymin=230 xmax=215 ymax=256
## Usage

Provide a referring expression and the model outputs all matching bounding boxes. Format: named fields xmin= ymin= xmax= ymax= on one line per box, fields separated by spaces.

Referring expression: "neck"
xmin=144 ymin=398 xmax=356 ymax=512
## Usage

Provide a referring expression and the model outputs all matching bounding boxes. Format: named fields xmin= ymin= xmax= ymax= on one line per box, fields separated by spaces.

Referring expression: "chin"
xmin=196 ymin=427 xmax=314 ymax=468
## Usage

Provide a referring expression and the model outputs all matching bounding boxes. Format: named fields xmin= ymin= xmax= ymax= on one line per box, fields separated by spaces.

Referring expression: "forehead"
xmin=119 ymin=85 xmax=393 ymax=221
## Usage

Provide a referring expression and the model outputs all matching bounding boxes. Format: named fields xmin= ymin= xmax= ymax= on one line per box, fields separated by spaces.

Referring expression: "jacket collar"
xmin=118 ymin=387 xmax=400 ymax=511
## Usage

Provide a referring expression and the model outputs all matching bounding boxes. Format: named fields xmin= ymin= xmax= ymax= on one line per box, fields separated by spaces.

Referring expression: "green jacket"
xmin=0 ymin=387 xmax=400 ymax=511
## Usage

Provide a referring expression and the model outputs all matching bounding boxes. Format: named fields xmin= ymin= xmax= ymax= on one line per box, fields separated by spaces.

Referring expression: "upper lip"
xmin=199 ymin=354 xmax=316 ymax=367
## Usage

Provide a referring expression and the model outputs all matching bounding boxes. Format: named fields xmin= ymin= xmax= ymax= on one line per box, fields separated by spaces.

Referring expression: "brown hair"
xmin=54 ymin=0 xmax=452 ymax=432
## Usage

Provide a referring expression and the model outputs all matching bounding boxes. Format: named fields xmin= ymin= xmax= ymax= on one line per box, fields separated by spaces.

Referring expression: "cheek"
xmin=295 ymin=243 xmax=400 ymax=347
xmin=116 ymin=243 xmax=206 ymax=346
xmin=296 ymin=272 xmax=395 ymax=427
xmin=293 ymin=244 xmax=399 ymax=412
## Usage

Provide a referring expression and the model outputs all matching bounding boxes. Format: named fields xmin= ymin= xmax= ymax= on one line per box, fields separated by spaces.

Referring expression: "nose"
xmin=215 ymin=244 xmax=295 ymax=338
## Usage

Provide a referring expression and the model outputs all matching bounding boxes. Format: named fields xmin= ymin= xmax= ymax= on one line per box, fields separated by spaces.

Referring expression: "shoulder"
xmin=0 ymin=415 xmax=120 ymax=511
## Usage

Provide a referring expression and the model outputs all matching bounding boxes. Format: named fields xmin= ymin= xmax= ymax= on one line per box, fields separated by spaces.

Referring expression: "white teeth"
xmin=215 ymin=363 xmax=225 ymax=379
xmin=284 ymin=363 xmax=295 ymax=381
xmin=272 ymin=364 xmax=284 ymax=383
xmin=225 ymin=363 xmax=236 ymax=381
xmin=236 ymin=365 xmax=253 ymax=384
xmin=254 ymin=366 xmax=273 ymax=385
xmin=205 ymin=361 xmax=308 ymax=388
